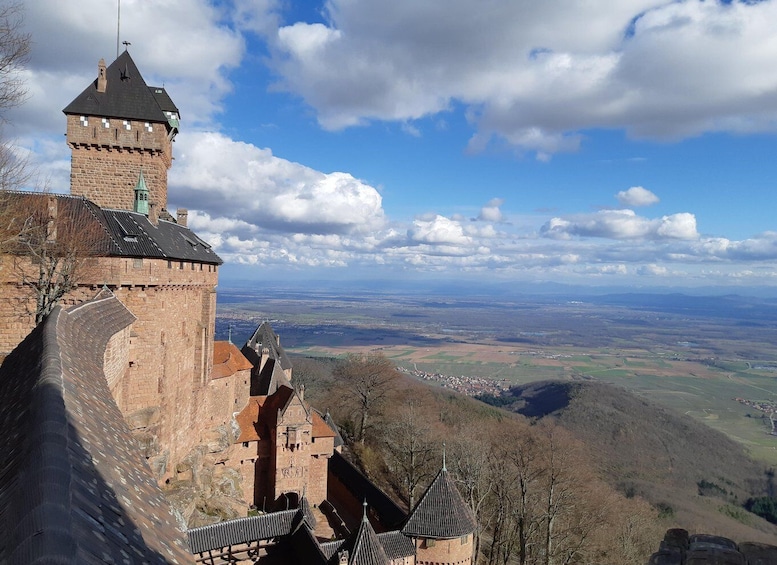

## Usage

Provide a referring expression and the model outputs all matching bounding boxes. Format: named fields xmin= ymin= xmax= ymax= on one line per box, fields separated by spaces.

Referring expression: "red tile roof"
xmin=211 ymin=341 xmax=252 ymax=380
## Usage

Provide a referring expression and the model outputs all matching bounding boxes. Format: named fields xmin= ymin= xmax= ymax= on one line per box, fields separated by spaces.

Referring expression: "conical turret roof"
xmin=401 ymin=465 xmax=476 ymax=539
xmin=343 ymin=504 xmax=390 ymax=565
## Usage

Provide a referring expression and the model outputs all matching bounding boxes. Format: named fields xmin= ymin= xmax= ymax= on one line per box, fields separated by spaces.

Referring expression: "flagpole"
xmin=116 ymin=0 xmax=121 ymax=59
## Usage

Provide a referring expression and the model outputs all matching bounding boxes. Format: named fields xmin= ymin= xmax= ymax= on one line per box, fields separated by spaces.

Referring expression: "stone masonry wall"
xmin=104 ymin=324 xmax=131 ymax=390
xmin=0 ymin=255 xmax=221 ymax=479
xmin=66 ymin=114 xmax=172 ymax=210
xmin=272 ymin=398 xmax=313 ymax=502
xmin=415 ymin=534 xmax=473 ymax=565
xmin=308 ymin=443 xmax=333 ymax=505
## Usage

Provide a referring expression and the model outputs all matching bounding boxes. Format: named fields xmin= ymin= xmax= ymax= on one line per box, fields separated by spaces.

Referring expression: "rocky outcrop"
xmin=648 ymin=529 xmax=777 ymax=564
xmin=162 ymin=420 xmax=247 ymax=528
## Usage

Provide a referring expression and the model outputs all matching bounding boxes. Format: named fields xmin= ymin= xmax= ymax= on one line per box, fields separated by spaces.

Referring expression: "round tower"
xmin=401 ymin=457 xmax=477 ymax=565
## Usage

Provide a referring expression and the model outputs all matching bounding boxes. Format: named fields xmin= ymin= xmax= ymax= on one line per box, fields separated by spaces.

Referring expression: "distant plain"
xmin=216 ymin=287 xmax=777 ymax=465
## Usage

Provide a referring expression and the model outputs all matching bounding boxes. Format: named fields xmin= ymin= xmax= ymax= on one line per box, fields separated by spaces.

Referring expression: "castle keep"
xmin=64 ymin=52 xmax=178 ymax=213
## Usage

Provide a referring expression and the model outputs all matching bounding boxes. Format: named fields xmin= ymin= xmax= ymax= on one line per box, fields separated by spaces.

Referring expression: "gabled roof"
xmin=3 ymin=192 xmax=222 ymax=265
xmin=63 ymin=51 xmax=175 ymax=124
xmin=0 ymin=291 xmax=192 ymax=563
xmin=401 ymin=465 xmax=476 ymax=539
xmin=242 ymin=322 xmax=293 ymax=371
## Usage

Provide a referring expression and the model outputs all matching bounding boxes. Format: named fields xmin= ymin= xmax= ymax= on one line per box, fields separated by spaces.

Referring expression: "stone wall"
xmin=0 ymin=254 xmax=222 ymax=480
xmin=415 ymin=534 xmax=473 ymax=565
xmin=66 ymin=114 xmax=172 ymax=210
xmin=104 ymin=324 xmax=131 ymax=390
xmin=308 ymin=438 xmax=334 ymax=505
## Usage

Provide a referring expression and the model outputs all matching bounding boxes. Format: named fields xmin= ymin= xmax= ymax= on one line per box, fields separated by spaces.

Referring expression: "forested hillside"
xmin=486 ymin=380 xmax=777 ymax=544
xmin=294 ymin=354 xmax=661 ymax=564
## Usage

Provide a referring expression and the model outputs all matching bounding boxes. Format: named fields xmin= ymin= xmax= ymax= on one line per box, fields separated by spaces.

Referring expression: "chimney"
xmin=97 ymin=58 xmax=107 ymax=93
xmin=148 ymin=201 xmax=159 ymax=226
xmin=176 ymin=208 xmax=188 ymax=227
xmin=46 ymin=196 xmax=58 ymax=242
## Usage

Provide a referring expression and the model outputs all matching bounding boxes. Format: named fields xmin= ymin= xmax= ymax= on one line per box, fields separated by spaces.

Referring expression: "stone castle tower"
xmin=63 ymin=51 xmax=179 ymax=213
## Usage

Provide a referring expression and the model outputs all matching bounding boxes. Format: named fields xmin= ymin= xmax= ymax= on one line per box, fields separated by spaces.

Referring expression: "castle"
xmin=0 ymin=52 xmax=476 ymax=564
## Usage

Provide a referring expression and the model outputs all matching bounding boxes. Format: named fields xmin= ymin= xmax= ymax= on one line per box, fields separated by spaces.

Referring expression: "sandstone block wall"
xmin=206 ymin=369 xmax=251 ymax=429
xmin=308 ymin=437 xmax=334 ymax=505
xmin=0 ymin=255 xmax=222 ymax=479
xmin=272 ymin=399 xmax=314 ymax=502
xmin=415 ymin=534 xmax=473 ymax=565
xmin=104 ymin=325 xmax=131 ymax=390
xmin=66 ymin=114 xmax=172 ymax=210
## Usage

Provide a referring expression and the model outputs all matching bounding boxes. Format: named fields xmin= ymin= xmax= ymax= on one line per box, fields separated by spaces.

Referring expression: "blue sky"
xmin=9 ymin=0 xmax=777 ymax=290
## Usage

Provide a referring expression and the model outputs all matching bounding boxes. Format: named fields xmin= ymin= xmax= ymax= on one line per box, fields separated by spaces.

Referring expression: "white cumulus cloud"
xmin=616 ymin=186 xmax=659 ymax=208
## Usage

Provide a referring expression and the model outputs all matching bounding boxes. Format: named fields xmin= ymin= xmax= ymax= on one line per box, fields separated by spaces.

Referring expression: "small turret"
xmin=133 ymin=169 xmax=149 ymax=215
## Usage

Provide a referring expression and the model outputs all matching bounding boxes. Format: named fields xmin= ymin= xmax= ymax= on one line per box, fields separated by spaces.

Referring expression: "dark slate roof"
xmin=321 ymin=409 xmax=345 ymax=448
xmin=0 ymin=291 xmax=193 ymax=563
xmin=4 ymin=192 xmax=222 ymax=264
xmin=341 ymin=508 xmax=390 ymax=565
xmin=63 ymin=51 xmax=172 ymax=124
xmin=401 ymin=466 xmax=476 ymax=539
xmin=102 ymin=208 xmax=221 ymax=263
xmin=187 ymin=509 xmax=298 ymax=554
xmin=319 ymin=540 xmax=342 ymax=561
xmin=329 ymin=451 xmax=407 ymax=529
xmin=150 ymin=85 xmax=179 ymax=115
xmin=287 ymin=523 xmax=329 ymax=565
xmin=243 ymin=322 xmax=293 ymax=371
xmin=376 ymin=531 xmax=415 ymax=561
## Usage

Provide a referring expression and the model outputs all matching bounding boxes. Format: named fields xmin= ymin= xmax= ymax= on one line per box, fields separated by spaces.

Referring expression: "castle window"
xmin=167 ymin=260 xmax=172 ymax=269
xmin=191 ymin=262 xmax=195 ymax=270
xmin=145 ymin=122 xmax=153 ymax=132
xmin=79 ymin=116 xmax=88 ymax=126
xmin=102 ymin=118 xmax=110 ymax=128
xmin=133 ymin=258 xmax=143 ymax=269
xmin=179 ymin=261 xmax=184 ymax=269
xmin=123 ymin=120 xmax=131 ymax=130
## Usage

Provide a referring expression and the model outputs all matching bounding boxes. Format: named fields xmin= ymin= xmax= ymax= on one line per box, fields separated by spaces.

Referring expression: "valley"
xmin=216 ymin=286 xmax=777 ymax=465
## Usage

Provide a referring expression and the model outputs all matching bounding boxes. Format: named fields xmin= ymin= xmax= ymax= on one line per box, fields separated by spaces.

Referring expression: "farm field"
xmin=217 ymin=286 xmax=777 ymax=465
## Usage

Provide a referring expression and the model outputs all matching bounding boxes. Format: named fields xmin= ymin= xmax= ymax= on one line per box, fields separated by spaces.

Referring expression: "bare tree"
xmin=0 ymin=0 xmax=29 ymax=116
xmin=5 ymin=194 xmax=102 ymax=323
xmin=333 ymin=352 xmax=398 ymax=444
xmin=382 ymin=401 xmax=438 ymax=508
